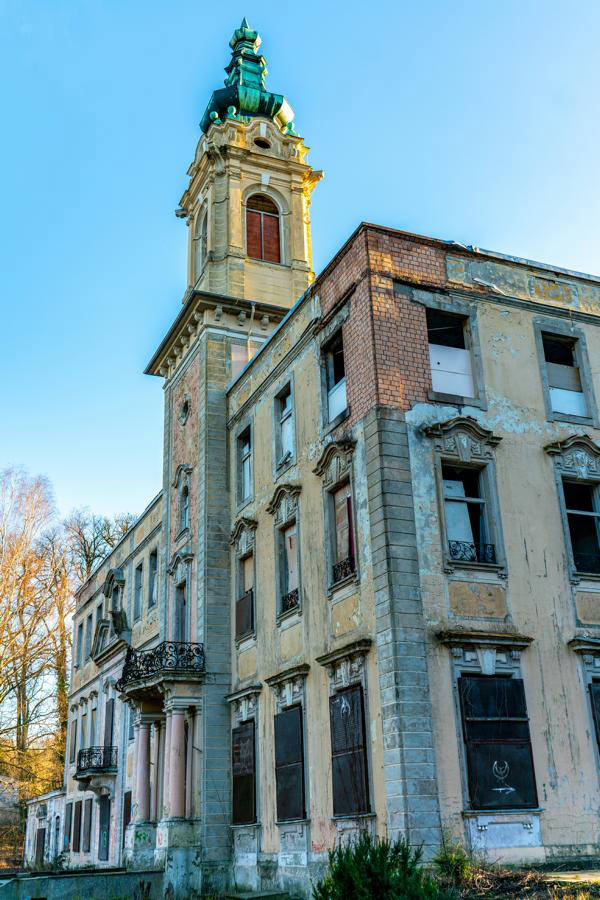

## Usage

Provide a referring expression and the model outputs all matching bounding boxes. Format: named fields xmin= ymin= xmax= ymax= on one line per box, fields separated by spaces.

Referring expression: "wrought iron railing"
xmin=448 ymin=541 xmax=496 ymax=564
xmin=116 ymin=640 xmax=206 ymax=690
xmin=76 ymin=746 xmax=117 ymax=774
xmin=574 ymin=552 xmax=600 ymax=574
xmin=332 ymin=555 xmax=356 ymax=584
xmin=281 ymin=587 xmax=299 ymax=614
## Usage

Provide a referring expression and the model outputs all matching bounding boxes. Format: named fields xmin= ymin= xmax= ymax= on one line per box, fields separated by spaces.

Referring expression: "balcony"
xmin=332 ymin=555 xmax=356 ymax=585
xmin=76 ymin=746 xmax=117 ymax=777
xmin=448 ymin=541 xmax=496 ymax=565
xmin=116 ymin=640 xmax=206 ymax=693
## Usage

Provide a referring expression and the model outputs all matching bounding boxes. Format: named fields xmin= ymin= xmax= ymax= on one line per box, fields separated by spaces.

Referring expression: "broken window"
xmin=148 ymin=549 xmax=158 ymax=608
xmin=542 ymin=333 xmax=587 ymax=417
xmin=442 ymin=464 xmax=495 ymax=564
xmin=563 ymin=480 xmax=600 ymax=574
xmin=274 ymin=705 xmax=305 ymax=822
xmin=427 ymin=308 xmax=474 ymax=398
xmin=238 ymin=428 xmax=252 ymax=503
xmin=246 ymin=193 xmax=281 ymax=263
xmin=134 ymin=563 xmax=143 ymax=621
xmin=279 ymin=522 xmax=299 ymax=614
xmin=236 ymin=553 xmax=254 ymax=640
xmin=458 ymin=675 xmax=537 ymax=810
xmin=329 ymin=685 xmax=370 ymax=816
xmin=276 ymin=384 xmax=294 ymax=465
xmin=331 ymin=484 xmax=356 ymax=583
xmin=325 ymin=331 xmax=347 ymax=422
xmin=232 ymin=720 xmax=256 ymax=825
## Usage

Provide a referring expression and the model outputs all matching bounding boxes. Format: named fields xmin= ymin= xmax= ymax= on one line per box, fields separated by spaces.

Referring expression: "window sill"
xmin=548 ymin=411 xmax=596 ymax=427
xmin=322 ymin=406 xmax=351 ymax=436
xmin=328 ymin=572 xmax=359 ymax=597
xmin=571 ymin=570 xmax=600 ymax=584
xmin=247 ymin=256 xmax=290 ymax=270
xmin=276 ymin=605 xmax=302 ymax=626
xmin=462 ymin=807 xmax=543 ymax=817
xmin=230 ymin=821 xmax=260 ymax=828
xmin=276 ymin=818 xmax=310 ymax=826
xmin=428 ymin=390 xmax=486 ymax=410
xmin=235 ymin=632 xmax=256 ymax=649
xmin=275 ymin=454 xmax=295 ymax=479
xmin=331 ymin=812 xmax=376 ymax=821
xmin=236 ymin=497 xmax=254 ymax=515
xmin=444 ymin=559 xmax=507 ymax=578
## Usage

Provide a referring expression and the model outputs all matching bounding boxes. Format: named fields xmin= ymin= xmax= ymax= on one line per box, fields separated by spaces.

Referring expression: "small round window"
xmin=254 ymin=138 xmax=271 ymax=150
xmin=178 ymin=397 xmax=191 ymax=426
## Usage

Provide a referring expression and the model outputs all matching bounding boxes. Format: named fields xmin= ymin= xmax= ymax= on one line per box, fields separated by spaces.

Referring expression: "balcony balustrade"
xmin=76 ymin=746 xmax=117 ymax=776
xmin=448 ymin=541 xmax=496 ymax=564
xmin=280 ymin=587 xmax=299 ymax=614
xmin=332 ymin=555 xmax=356 ymax=584
xmin=116 ymin=640 xmax=206 ymax=691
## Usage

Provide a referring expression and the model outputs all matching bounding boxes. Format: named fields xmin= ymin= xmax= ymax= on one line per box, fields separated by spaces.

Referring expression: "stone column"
xmin=150 ymin=721 xmax=161 ymax=822
xmin=162 ymin=710 xmax=172 ymax=818
xmin=185 ymin=710 xmax=194 ymax=818
xmin=136 ymin=721 xmax=151 ymax=822
xmin=169 ymin=708 xmax=186 ymax=818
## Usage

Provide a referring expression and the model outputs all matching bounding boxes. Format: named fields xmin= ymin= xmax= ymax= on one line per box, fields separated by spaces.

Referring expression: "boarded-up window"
xmin=72 ymin=800 xmax=82 ymax=853
xmin=332 ymin=485 xmax=355 ymax=582
xmin=542 ymin=333 xmax=586 ymax=417
xmin=122 ymin=791 xmax=132 ymax=847
xmin=459 ymin=675 xmax=537 ymax=810
xmin=274 ymin=706 xmax=305 ymax=822
xmin=329 ymin=685 xmax=370 ymax=816
xmin=69 ymin=719 xmax=77 ymax=764
xmin=246 ymin=194 xmax=280 ymax=263
xmin=98 ymin=796 xmax=110 ymax=861
xmin=103 ymin=698 xmax=114 ymax=748
xmin=232 ymin=721 xmax=256 ymax=824
xmin=82 ymin=798 xmax=92 ymax=853
xmin=63 ymin=802 xmax=72 ymax=851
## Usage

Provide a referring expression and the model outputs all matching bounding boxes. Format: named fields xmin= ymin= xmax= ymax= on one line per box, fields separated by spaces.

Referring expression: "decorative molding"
xmin=101 ymin=568 xmax=125 ymax=599
xmin=230 ymin=517 xmax=258 ymax=551
xmin=167 ymin=544 xmax=194 ymax=579
xmin=266 ymin=483 xmax=301 ymax=524
xmin=568 ymin=635 xmax=600 ymax=655
xmin=225 ymin=683 xmax=262 ymax=724
xmin=544 ymin=434 xmax=600 ymax=477
xmin=313 ymin=440 xmax=355 ymax=486
xmin=265 ymin=663 xmax=309 ymax=709
xmin=171 ymin=463 xmax=193 ymax=489
xmin=436 ymin=629 xmax=532 ymax=651
xmin=422 ymin=417 xmax=501 ymax=462
xmin=316 ymin=638 xmax=371 ymax=690
xmin=177 ymin=395 xmax=191 ymax=426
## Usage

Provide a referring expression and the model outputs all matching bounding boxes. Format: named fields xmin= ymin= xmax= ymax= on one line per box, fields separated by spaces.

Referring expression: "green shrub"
xmin=312 ymin=831 xmax=456 ymax=900
xmin=433 ymin=836 xmax=473 ymax=887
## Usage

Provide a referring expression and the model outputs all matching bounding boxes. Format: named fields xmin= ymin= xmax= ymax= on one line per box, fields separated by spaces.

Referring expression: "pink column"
xmin=136 ymin=721 xmax=151 ymax=822
xmin=162 ymin=711 xmax=172 ymax=818
xmin=150 ymin=721 xmax=160 ymax=822
xmin=169 ymin=709 xmax=186 ymax=818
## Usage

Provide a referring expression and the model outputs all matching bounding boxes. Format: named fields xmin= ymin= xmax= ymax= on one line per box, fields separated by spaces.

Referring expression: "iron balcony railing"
xmin=574 ymin=552 xmax=600 ymax=574
xmin=280 ymin=587 xmax=299 ymax=614
xmin=332 ymin=555 xmax=356 ymax=584
xmin=76 ymin=746 xmax=117 ymax=774
xmin=448 ymin=541 xmax=496 ymax=564
xmin=116 ymin=640 xmax=206 ymax=690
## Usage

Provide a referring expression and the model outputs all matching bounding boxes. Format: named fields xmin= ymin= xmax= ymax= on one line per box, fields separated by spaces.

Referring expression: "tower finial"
xmin=240 ymin=16 xmax=250 ymax=29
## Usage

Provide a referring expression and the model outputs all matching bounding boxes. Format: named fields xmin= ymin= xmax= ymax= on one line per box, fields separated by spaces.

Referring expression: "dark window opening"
xmin=277 ymin=384 xmax=293 ymax=463
xmin=426 ymin=308 xmax=466 ymax=348
xmin=332 ymin=485 xmax=356 ymax=583
xmin=232 ymin=720 xmax=256 ymax=825
xmin=180 ymin=485 xmax=190 ymax=532
xmin=63 ymin=802 xmax=72 ymax=852
xmin=325 ymin=332 xmax=347 ymax=421
xmin=564 ymin=480 xmax=600 ymax=573
xmin=329 ymin=685 xmax=370 ymax=816
xmin=542 ymin=333 xmax=576 ymax=367
xmin=122 ymin=791 xmax=132 ymax=847
xmin=542 ymin=333 xmax=586 ymax=416
xmin=274 ymin=705 xmax=305 ymax=821
xmin=459 ymin=674 xmax=537 ymax=810
xmin=72 ymin=800 xmax=82 ymax=853
xmin=69 ymin=719 xmax=77 ymax=764
xmin=246 ymin=194 xmax=280 ymax=263
xmin=82 ymin=798 xmax=92 ymax=853
xmin=148 ymin=550 xmax=158 ymax=608
xmin=134 ymin=563 xmax=143 ymax=621
xmin=98 ymin=796 xmax=110 ymax=861
xmin=442 ymin=464 xmax=495 ymax=564
xmin=236 ymin=552 xmax=254 ymax=640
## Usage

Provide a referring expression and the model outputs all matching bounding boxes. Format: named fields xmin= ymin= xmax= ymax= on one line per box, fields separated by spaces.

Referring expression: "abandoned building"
xmin=22 ymin=16 xmax=600 ymax=900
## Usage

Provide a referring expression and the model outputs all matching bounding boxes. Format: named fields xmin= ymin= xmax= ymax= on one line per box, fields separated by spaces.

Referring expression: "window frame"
xmin=133 ymin=562 xmax=143 ymax=622
xmin=273 ymin=380 xmax=295 ymax=474
xmin=276 ymin=515 xmax=301 ymax=619
xmin=534 ymin=317 xmax=598 ymax=426
xmin=245 ymin=193 xmax=282 ymax=265
xmin=235 ymin=550 xmax=255 ymax=643
xmin=236 ymin=423 xmax=253 ymax=509
xmin=148 ymin=549 xmax=158 ymax=609
xmin=85 ymin=612 xmax=93 ymax=660
xmin=69 ymin=717 xmax=78 ymax=765
xmin=560 ymin=477 xmax=600 ymax=576
xmin=231 ymin=719 xmax=257 ymax=825
xmin=274 ymin=704 xmax=306 ymax=823
xmin=322 ymin=329 xmax=348 ymax=428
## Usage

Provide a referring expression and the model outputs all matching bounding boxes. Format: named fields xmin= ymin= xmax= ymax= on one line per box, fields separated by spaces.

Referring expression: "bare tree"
xmin=65 ymin=508 xmax=136 ymax=583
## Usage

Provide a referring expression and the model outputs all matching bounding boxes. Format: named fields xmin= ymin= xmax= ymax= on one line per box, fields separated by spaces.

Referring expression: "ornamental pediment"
xmin=230 ymin=517 xmax=258 ymax=553
xmin=313 ymin=440 xmax=355 ymax=486
xmin=422 ymin=416 xmax=501 ymax=462
xmin=101 ymin=568 xmax=125 ymax=599
xmin=266 ymin=483 xmax=301 ymax=524
xmin=544 ymin=434 xmax=600 ymax=477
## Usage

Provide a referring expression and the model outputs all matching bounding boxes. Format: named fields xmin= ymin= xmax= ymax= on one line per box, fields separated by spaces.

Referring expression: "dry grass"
xmin=451 ymin=864 xmax=600 ymax=899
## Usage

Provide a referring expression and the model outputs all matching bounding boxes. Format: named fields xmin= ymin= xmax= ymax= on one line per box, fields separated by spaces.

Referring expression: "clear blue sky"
xmin=1 ymin=1 xmax=599 ymax=519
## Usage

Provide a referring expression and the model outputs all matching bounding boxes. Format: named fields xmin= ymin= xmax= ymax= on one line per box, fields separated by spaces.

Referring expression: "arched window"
xmin=180 ymin=485 xmax=190 ymax=532
xmin=193 ymin=212 xmax=208 ymax=281
xmin=246 ymin=194 xmax=280 ymax=263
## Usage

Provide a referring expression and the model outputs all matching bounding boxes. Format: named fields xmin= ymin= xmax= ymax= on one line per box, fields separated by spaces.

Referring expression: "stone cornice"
xmin=315 ymin=638 xmax=372 ymax=668
xmin=568 ymin=635 xmax=600 ymax=655
xmin=264 ymin=663 xmax=310 ymax=687
xmin=436 ymin=629 xmax=533 ymax=651
xmin=544 ymin=433 xmax=600 ymax=459
xmin=225 ymin=683 xmax=262 ymax=704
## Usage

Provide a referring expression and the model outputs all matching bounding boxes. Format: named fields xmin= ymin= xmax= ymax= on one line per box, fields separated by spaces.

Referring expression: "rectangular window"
xmin=103 ymin=698 xmax=114 ymax=748
xmin=63 ymin=802 xmax=73 ymax=851
xmin=90 ymin=708 xmax=97 ymax=746
xmin=563 ymin=480 xmax=600 ymax=574
xmin=134 ymin=563 xmax=143 ymax=621
xmin=148 ymin=550 xmax=158 ymax=608
xmin=442 ymin=464 xmax=495 ymax=564
xmin=76 ymin=622 xmax=83 ymax=667
xmin=82 ymin=798 xmax=92 ymax=853
xmin=128 ymin=707 xmax=134 ymax=742
xmin=427 ymin=308 xmax=474 ymax=398
xmin=236 ymin=554 xmax=254 ymax=641
xmin=232 ymin=720 xmax=256 ymax=825
xmin=122 ymin=791 xmax=132 ymax=847
xmin=277 ymin=384 xmax=294 ymax=464
xmin=274 ymin=705 xmax=305 ymax=822
xmin=280 ymin=523 xmax=299 ymax=613
xmin=81 ymin=710 xmax=87 ymax=751
xmin=332 ymin=485 xmax=355 ymax=583
xmin=175 ymin=582 xmax=187 ymax=643
xmin=69 ymin=719 xmax=78 ymax=764
xmin=542 ymin=333 xmax=587 ymax=417
xmin=325 ymin=332 xmax=347 ymax=421
xmin=85 ymin=614 xmax=93 ymax=660
xmin=238 ymin=428 xmax=252 ymax=503
xmin=329 ymin=685 xmax=370 ymax=816
xmin=98 ymin=796 xmax=110 ymax=861
xmin=96 ymin=602 xmax=103 ymax=630
xmin=458 ymin=675 xmax=537 ymax=810
xmin=72 ymin=800 xmax=82 ymax=853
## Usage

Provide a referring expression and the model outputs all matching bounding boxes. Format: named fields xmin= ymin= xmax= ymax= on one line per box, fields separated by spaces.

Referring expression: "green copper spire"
xmin=200 ymin=19 xmax=296 ymax=134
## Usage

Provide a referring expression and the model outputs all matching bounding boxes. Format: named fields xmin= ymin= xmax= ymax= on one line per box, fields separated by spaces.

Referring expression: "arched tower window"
xmin=194 ymin=212 xmax=208 ymax=281
xmin=180 ymin=484 xmax=190 ymax=532
xmin=246 ymin=194 xmax=280 ymax=263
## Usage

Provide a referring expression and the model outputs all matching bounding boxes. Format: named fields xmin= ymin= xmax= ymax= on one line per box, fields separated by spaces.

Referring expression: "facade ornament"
xmin=266 ymin=483 xmax=301 ymax=524
xmin=316 ymin=638 xmax=372 ymax=690
xmin=167 ymin=544 xmax=194 ymax=579
xmin=437 ymin=629 xmax=532 ymax=654
xmin=544 ymin=434 xmax=600 ymax=478
xmin=313 ymin=440 xmax=355 ymax=486
xmin=225 ymin=683 xmax=262 ymax=724
xmin=171 ymin=464 xmax=193 ymax=490
xmin=422 ymin=417 xmax=501 ymax=462
xmin=230 ymin=517 xmax=258 ymax=554
xmin=265 ymin=664 xmax=309 ymax=709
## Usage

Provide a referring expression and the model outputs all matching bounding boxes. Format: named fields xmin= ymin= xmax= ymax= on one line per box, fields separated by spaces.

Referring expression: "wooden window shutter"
xmin=232 ymin=720 xmax=256 ymax=824
xmin=98 ymin=796 xmax=110 ymax=861
xmin=82 ymin=798 xmax=92 ymax=853
xmin=329 ymin=685 xmax=369 ymax=816
xmin=246 ymin=209 xmax=262 ymax=260
xmin=122 ymin=790 xmax=132 ymax=847
xmin=63 ymin=802 xmax=72 ymax=851
xmin=274 ymin=705 xmax=305 ymax=821
xmin=103 ymin=698 xmax=114 ymax=748
xmin=72 ymin=800 xmax=82 ymax=853
xmin=235 ymin=589 xmax=254 ymax=641
xmin=262 ymin=213 xmax=281 ymax=263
